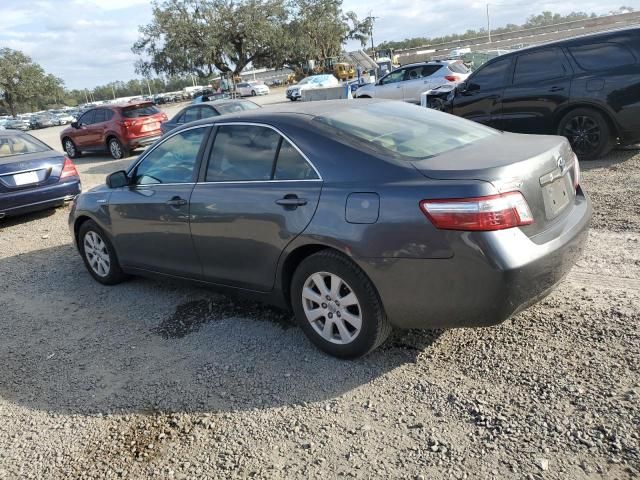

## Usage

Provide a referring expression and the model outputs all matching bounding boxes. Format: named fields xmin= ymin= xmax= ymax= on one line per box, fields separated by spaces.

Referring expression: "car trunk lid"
xmin=0 ymin=151 xmax=65 ymax=192
xmin=121 ymin=102 xmax=166 ymax=136
xmin=411 ymin=132 xmax=579 ymax=237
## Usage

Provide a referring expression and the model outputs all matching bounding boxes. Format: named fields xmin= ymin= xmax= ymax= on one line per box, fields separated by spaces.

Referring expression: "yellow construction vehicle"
xmin=333 ymin=62 xmax=355 ymax=81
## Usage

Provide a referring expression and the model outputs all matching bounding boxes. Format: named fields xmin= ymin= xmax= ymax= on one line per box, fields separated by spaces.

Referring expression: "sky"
xmin=1 ymin=0 xmax=638 ymax=90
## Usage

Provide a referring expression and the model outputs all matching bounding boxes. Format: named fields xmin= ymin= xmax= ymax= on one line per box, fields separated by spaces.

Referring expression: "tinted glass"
xmin=201 ymin=106 xmax=220 ymax=119
xmin=214 ymin=101 xmax=260 ymax=115
xmin=0 ymin=134 xmax=50 ymax=157
xmin=513 ymin=48 xmax=566 ymax=84
xmin=94 ymin=109 xmax=106 ymax=123
xmin=206 ymin=125 xmax=280 ymax=181
xmin=274 ymin=140 xmax=318 ymax=180
xmin=569 ymin=43 xmax=636 ymax=71
xmin=315 ymin=102 xmax=497 ymax=159
xmin=134 ymin=128 xmax=206 ymax=185
xmin=449 ymin=62 xmax=469 ymax=74
xmin=104 ymin=110 xmax=114 ymax=121
xmin=183 ymin=107 xmax=200 ymax=123
xmin=79 ymin=110 xmax=95 ymax=125
xmin=469 ymin=58 xmax=511 ymax=90
xmin=381 ymin=69 xmax=405 ymax=85
xmin=122 ymin=104 xmax=160 ymax=118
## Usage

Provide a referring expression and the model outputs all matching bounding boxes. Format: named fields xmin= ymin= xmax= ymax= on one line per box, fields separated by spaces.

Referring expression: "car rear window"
xmin=314 ymin=102 xmax=497 ymax=159
xmin=0 ymin=135 xmax=50 ymax=157
xmin=122 ymin=104 xmax=160 ymax=118
xmin=448 ymin=62 xmax=469 ymax=74
xmin=568 ymin=42 xmax=637 ymax=71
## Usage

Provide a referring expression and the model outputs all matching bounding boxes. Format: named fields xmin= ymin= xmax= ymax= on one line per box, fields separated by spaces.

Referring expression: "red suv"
xmin=60 ymin=102 xmax=168 ymax=160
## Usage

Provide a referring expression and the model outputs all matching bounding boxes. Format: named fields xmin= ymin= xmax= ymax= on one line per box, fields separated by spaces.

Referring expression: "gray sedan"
xmin=68 ymin=100 xmax=591 ymax=358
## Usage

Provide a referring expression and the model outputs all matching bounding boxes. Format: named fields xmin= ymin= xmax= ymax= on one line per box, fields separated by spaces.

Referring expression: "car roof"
xmin=401 ymin=60 xmax=460 ymax=68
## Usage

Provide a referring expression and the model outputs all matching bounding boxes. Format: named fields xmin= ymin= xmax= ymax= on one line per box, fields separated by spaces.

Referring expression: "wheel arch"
xmin=554 ymin=102 xmax=621 ymax=140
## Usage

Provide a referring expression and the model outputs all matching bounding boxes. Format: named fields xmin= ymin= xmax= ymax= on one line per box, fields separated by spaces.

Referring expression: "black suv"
xmin=440 ymin=27 xmax=640 ymax=159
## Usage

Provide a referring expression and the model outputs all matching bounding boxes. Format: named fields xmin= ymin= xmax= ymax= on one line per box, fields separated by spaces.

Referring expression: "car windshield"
xmin=298 ymin=75 xmax=330 ymax=85
xmin=314 ymin=102 xmax=498 ymax=159
xmin=0 ymin=135 xmax=51 ymax=157
xmin=215 ymin=101 xmax=261 ymax=114
xmin=122 ymin=104 xmax=160 ymax=118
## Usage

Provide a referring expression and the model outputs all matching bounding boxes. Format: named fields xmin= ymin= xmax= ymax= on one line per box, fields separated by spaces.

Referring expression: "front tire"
xmin=558 ymin=108 xmax=612 ymax=160
xmin=78 ymin=220 xmax=128 ymax=285
xmin=251 ymin=90 xmax=256 ymax=96
xmin=291 ymin=250 xmax=391 ymax=359
xmin=63 ymin=138 xmax=80 ymax=158
xmin=108 ymin=137 xmax=129 ymax=160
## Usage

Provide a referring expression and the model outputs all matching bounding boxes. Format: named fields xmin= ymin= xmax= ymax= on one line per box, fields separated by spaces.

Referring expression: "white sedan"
xmin=286 ymin=74 xmax=340 ymax=101
xmin=236 ymin=81 xmax=270 ymax=97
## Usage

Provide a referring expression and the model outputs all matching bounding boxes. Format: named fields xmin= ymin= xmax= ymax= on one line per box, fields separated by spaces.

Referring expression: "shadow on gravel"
xmin=580 ymin=148 xmax=638 ymax=171
xmin=0 ymin=245 xmax=442 ymax=415
xmin=74 ymin=154 xmax=138 ymax=177
xmin=0 ymin=207 xmax=58 ymax=228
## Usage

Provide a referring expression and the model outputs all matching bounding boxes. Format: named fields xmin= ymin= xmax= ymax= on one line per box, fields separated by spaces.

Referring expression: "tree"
xmin=0 ymin=48 xmax=64 ymax=116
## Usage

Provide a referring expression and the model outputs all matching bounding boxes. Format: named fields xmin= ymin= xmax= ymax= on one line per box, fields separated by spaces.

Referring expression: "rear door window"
xmin=569 ymin=42 xmax=637 ymax=71
xmin=94 ymin=109 xmax=106 ymax=123
xmin=513 ymin=48 xmax=568 ymax=84
xmin=206 ymin=125 xmax=281 ymax=182
xmin=468 ymin=57 xmax=511 ymax=90
xmin=273 ymin=141 xmax=318 ymax=180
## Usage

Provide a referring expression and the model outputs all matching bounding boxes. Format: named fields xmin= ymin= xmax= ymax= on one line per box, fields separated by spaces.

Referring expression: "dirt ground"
xmin=0 ymin=107 xmax=638 ymax=479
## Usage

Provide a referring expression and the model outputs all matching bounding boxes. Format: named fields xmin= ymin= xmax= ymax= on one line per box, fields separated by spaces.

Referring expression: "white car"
xmin=56 ymin=113 xmax=76 ymax=125
xmin=286 ymin=74 xmax=340 ymax=101
xmin=236 ymin=81 xmax=270 ymax=97
xmin=354 ymin=60 xmax=470 ymax=104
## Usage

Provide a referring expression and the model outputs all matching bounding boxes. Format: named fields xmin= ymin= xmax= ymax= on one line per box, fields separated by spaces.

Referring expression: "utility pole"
xmin=111 ymin=84 xmax=116 ymax=100
xmin=487 ymin=4 xmax=492 ymax=43
xmin=369 ymin=10 xmax=377 ymax=58
xmin=146 ymin=78 xmax=152 ymax=96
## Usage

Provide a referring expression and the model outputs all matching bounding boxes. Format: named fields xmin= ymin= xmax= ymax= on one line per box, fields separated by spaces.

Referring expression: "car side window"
xmin=104 ymin=109 xmax=114 ymax=121
xmin=404 ymin=66 xmax=424 ymax=80
xmin=380 ymin=69 xmax=405 ymax=85
xmin=201 ymin=106 xmax=220 ymax=119
xmin=182 ymin=107 xmax=200 ymax=123
xmin=206 ymin=125 xmax=280 ymax=182
xmin=274 ymin=140 xmax=318 ymax=180
xmin=94 ymin=109 xmax=106 ymax=123
xmin=569 ymin=42 xmax=637 ymax=71
xmin=513 ymin=48 xmax=567 ymax=84
xmin=78 ymin=110 xmax=95 ymax=126
xmin=468 ymin=57 xmax=511 ymax=90
xmin=133 ymin=128 xmax=206 ymax=185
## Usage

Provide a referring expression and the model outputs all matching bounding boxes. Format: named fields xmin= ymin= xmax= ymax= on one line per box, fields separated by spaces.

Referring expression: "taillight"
xmin=60 ymin=157 xmax=78 ymax=179
xmin=420 ymin=191 xmax=534 ymax=231
xmin=444 ymin=75 xmax=460 ymax=82
xmin=122 ymin=119 xmax=137 ymax=129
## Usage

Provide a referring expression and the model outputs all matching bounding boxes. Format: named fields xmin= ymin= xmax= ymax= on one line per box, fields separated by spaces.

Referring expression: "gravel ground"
xmin=0 ymin=114 xmax=638 ymax=480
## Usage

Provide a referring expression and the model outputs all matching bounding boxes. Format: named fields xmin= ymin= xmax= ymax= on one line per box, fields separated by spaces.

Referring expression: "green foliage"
xmin=0 ymin=48 xmax=65 ymax=115
xmin=133 ymin=0 xmax=372 ymax=77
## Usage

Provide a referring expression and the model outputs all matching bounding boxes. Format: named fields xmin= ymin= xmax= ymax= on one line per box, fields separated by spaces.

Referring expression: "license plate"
xmin=13 ymin=171 xmax=39 ymax=186
xmin=142 ymin=122 xmax=160 ymax=132
xmin=542 ymin=176 xmax=570 ymax=219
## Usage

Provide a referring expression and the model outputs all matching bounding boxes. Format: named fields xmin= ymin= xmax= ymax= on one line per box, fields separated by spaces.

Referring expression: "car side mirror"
xmin=71 ymin=121 xmax=79 ymax=129
xmin=457 ymin=82 xmax=468 ymax=93
xmin=106 ymin=170 xmax=129 ymax=189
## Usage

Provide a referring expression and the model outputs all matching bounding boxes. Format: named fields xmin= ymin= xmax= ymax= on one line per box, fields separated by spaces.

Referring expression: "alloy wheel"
xmin=83 ymin=231 xmax=111 ymax=277
xmin=64 ymin=140 xmax=76 ymax=157
xmin=563 ymin=115 xmax=601 ymax=156
xmin=301 ymin=272 xmax=362 ymax=345
xmin=109 ymin=139 xmax=122 ymax=159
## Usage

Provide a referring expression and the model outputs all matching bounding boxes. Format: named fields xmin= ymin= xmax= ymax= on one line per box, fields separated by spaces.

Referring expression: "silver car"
xmin=355 ymin=60 xmax=470 ymax=104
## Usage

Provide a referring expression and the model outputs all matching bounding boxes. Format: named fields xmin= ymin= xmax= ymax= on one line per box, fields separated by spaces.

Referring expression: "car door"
xmin=189 ymin=123 xmax=322 ymax=292
xmin=107 ymin=126 xmax=210 ymax=277
xmin=500 ymin=48 xmax=572 ymax=134
xmin=402 ymin=64 xmax=443 ymax=103
xmin=451 ymin=56 xmax=512 ymax=127
xmin=374 ymin=68 xmax=406 ymax=100
xmin=73 ymin=110 xmax=96 ymax=148
xmin=85 ymin=109 xmax=107 ymax=147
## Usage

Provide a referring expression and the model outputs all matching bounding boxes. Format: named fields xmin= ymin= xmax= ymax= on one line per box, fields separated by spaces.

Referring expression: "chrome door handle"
xmin=166 ymin=197 xmax=187 ymax=207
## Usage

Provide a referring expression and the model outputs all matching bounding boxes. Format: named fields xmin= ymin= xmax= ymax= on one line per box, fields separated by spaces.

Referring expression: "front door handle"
xmin=276 ymin=195 xmax=307 ymax=208
xmin=166 ymin=196 xmax=187 ymax=207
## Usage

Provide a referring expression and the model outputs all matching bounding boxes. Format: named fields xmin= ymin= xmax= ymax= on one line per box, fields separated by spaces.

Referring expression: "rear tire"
xmin=108 ymin=137 xmax=129 ymax=160
xmin=251 ymin=90 xmax=257 ymax=96
xmin=558 ymin=108 xmax=612 ymax=160
xmin=291 ymin=250 xmax=391 ymax=359
xmin=63 ymin=138 xmax=80 ymax=158
xmin=78 ymin=220 xmax=128 ymax=285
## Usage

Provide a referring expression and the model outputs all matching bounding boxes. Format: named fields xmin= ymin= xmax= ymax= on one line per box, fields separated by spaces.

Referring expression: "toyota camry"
xmin=68 ymin=100 xmax=591 ymax=358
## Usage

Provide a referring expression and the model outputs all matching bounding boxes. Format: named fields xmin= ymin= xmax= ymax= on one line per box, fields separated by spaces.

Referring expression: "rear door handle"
xmin=276 ymin=195 xmax=307 ymax=207
xmin=166 ymin=196 xmax=187 ymax=207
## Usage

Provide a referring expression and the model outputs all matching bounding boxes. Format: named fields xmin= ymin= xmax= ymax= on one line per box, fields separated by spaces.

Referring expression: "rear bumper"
xmin=359 ymin=188 xmax=592 ymax=329
xmin=0 ymin=180 xmax=81 ymax=218
xmin=127 ymin=135 xmax=161 ymax=150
